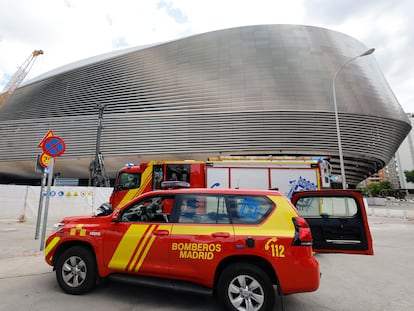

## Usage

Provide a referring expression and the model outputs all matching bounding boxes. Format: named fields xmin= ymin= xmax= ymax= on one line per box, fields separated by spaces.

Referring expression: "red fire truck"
xmin=110 ymin=156 xmax=332 ymax=209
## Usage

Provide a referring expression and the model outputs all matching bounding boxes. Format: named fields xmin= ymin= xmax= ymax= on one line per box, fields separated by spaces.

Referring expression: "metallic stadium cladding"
xmin=0 ymin=25 xmax=411 ymax=186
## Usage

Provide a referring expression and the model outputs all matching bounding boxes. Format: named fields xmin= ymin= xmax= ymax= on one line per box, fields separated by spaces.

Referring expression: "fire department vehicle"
xmin=44 ymin=188 xmax=373 ymax=311
xmin=110 ymin=156 xmax=332 ymax=209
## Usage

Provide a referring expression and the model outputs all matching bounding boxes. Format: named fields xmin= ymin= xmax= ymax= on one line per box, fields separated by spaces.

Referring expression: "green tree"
xmin=366 ymin=182 xmax=381 ymax=197
xmin=356 ymin=185 xmax=369 ymax=197
xmin=363 ymin=181 xmax=392 ymax=197
xmin=379 ymin=180 xmax=391 ymax=190
xmin=404 ymin=170 xmax=414 ymax=183
xmin=359 ymin=179 xmax=401 ymax=198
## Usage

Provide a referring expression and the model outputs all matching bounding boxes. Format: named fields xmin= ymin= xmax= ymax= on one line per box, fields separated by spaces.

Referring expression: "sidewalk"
xmin=367 ymin=205 xmax=414 ymax=220
xmin=0 ymin=220 xmax=51 ymax=278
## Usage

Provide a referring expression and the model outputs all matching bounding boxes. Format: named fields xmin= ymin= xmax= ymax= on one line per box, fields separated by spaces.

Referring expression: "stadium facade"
xmin=0 ymin=24 xmax=411 ymax=187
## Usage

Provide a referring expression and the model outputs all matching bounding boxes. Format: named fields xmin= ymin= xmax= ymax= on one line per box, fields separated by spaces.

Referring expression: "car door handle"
xmin=212 ymin=232 xmax=230 ymax=238
xmin=153 ymin=230 xmax=169 ymax=236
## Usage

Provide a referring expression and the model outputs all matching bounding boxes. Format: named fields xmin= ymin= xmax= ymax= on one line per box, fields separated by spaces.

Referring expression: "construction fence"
xmin=0 ymin=184 xmax=113 ymax=223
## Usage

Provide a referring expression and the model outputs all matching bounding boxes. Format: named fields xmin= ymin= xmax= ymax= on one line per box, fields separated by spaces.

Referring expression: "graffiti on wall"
xmin=287 ymin=176 xmax=317 ymax=199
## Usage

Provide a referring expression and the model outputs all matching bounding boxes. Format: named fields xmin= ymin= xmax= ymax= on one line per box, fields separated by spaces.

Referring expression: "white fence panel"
xmin=0 ymin=185 xmax=113 ymax=223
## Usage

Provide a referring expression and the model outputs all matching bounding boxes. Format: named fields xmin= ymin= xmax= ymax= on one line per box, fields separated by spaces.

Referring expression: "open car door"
xmin=291 ymin=189 xmax=373 ymax=255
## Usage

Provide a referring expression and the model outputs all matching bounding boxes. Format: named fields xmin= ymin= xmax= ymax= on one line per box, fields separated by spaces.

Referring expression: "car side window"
xmin=295 ymin=196 xmax=358 ymax=217
xmin=177 ymin=195 xmax=230 ymax=224
xmin=230 ymin=195 xmax=273 ymax=224
xmin=120 ymin=195 xmax=175 ymax=222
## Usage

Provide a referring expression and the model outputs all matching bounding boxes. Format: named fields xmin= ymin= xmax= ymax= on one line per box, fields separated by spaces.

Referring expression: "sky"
xmin=0 ymin=0 xmax=413 ymax=112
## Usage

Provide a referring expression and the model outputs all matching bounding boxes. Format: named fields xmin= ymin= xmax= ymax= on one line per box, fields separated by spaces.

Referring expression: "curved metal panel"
xmin=0 ymin=25 xmax=410 ymax=186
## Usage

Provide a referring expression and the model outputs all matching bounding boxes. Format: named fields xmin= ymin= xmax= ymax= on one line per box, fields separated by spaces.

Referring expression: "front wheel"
xmin=55 ymin=246 xmax=96 ymax=295
xmin=217 ymin=263 xmax=275 ymax=311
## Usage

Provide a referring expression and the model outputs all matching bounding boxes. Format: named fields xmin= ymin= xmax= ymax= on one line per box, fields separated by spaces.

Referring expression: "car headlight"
xmin=53 ymin=222 xmax=64 ymax=230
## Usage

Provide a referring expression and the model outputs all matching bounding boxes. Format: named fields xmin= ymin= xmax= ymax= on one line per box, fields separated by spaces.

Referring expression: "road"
xmin=0 ymin=216 xmax=413 ymax=311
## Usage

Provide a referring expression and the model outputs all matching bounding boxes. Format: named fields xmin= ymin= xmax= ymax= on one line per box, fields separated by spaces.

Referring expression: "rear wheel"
xmin=217 ymin=263 xmax=275 ymax=311
xmin=56 ymin=246 xmax=96 ymax=294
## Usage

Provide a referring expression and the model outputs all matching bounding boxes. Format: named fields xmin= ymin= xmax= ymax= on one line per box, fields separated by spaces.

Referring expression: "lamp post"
xmin=332 ymin=48 xmax=375 ymax=189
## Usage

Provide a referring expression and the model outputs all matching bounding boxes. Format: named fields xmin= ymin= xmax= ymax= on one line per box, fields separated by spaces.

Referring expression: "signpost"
xmin=34 ymin=166 xmax=47 ymax=239
xmin=36 ymin=130 xmax=66 ymax=250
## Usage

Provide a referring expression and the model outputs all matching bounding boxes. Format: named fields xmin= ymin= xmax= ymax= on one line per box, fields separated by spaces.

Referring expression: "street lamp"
xmin=332 ymin=48 xmax=375 ymax=189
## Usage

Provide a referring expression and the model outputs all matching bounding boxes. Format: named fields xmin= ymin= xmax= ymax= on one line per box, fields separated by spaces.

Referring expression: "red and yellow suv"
xmin=45 ymin=188 xmax=373 ymax=311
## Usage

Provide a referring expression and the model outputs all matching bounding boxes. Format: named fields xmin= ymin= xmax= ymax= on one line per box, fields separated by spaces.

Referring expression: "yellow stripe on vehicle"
xmin=135 ymin=234 xmax=157 ymax=272
xmin=127 ymin=224 xmax=156 ymax=271
xmin=172 ymin=225 xmax=233 ymax=235
xmin=108 ymin=224 xmax=169 ymax=271
xmin=119 ymin=165 xmax=153 ymax=206
xmin=70 ymin=224 xmax=87 ymax=236
xmin=44 ymin=236 xmax=60 ymax=257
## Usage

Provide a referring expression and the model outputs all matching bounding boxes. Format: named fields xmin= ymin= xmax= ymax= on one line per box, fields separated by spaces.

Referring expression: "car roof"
xmin=117 ymin=188 xmax=286 ymax=210
xmin=141 ymin=188 xmax=284 ymax=197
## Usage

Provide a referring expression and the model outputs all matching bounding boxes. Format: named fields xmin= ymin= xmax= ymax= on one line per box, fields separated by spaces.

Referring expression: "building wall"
xmin=0 ymin=25 xmax=410 ymax=186
xmin=385 ymin=156 xmax=401 ymax=190
xmin=395 ymin=114 xmax=414 ymax=190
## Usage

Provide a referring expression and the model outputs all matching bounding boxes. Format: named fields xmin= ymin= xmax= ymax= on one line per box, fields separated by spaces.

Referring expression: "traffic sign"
xmin=38 ymin=129 xmax=54 ymax=148
xmin=39 ymin=152 xmax=51 ymax=168
xmin=42 ymin=135 xmax=66 ymax=157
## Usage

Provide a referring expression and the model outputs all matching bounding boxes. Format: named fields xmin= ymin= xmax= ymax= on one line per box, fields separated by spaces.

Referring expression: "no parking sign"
xmin=42 ymin=135 xmax=66 ymax=157
xmin=37 ymin=130 xmax=66 ymax=168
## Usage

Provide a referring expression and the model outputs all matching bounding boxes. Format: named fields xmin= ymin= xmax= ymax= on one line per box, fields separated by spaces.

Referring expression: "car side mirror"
xmin=111 ymin=210 xmax=120 ymax=223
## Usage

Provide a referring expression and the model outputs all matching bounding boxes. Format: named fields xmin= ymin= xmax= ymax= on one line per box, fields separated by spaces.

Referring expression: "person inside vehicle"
xmin=180 ymin=198 xmax=199 ymax=221
xmin=123 ymin=174 xmax=139 ymax=190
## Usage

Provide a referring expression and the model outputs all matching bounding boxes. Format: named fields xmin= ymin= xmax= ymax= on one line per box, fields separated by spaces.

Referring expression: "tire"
xmin=56 ymin=246 xmax=96 ymax=295
xmin=217 ymin=263 xmax=275 ymax=311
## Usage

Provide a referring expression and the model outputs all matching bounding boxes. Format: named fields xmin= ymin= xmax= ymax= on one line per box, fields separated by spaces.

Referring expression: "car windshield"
xmin=118 ymin=172 xmax=141 ymax=190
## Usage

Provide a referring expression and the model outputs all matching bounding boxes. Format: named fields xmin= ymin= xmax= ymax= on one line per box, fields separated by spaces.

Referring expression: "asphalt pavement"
xmin=1 ymin=215 xmax=414 ymax=311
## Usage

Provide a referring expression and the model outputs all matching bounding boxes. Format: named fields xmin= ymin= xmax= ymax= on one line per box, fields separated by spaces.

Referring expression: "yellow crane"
xmin=0 ymin=49 xmax=44 ymax=108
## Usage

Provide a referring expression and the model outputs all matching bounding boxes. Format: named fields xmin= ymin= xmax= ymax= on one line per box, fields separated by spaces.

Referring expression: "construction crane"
xmin=89 ymin=103 xmax=111 ymax=187
xmin=0 ymin=49 xmax=44 ymax=108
